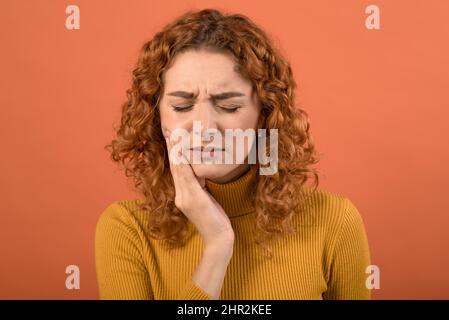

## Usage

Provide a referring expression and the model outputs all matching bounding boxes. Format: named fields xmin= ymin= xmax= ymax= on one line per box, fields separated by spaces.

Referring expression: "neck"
xmin=205 ymin=165 xmax=258 ymax=218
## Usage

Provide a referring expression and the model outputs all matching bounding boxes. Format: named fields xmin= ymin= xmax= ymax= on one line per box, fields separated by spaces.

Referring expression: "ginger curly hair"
xmin=105 ymin=8 xmax=321 ymax=258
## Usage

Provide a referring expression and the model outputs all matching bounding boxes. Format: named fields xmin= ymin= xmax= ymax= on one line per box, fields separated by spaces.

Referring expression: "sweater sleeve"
xmin=95 ymin=202 xmax=211 ymax=300
xmin=322 ymin=198 xmax=372 ymax=300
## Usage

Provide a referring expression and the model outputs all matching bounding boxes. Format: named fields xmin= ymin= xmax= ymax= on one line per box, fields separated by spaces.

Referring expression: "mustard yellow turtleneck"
xmin=95 ymin=166 xmax=371 ymax=299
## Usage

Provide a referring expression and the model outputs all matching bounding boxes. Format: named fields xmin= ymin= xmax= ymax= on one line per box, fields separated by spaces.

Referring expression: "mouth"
xmin=189 ymin=146 xmax=225 ymax=152
xmin=189 ymin=147 xmax=226 ymax=159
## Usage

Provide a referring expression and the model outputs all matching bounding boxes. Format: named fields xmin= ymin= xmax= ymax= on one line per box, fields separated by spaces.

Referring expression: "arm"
xmin=190 ymin=241 xmax=233 ymax=300
xmin=322 ymin=198 xmax=372 ymax=300
xmin=162 ymin=131 xmax=235 ymax=299
xmin=95 ymin=203 xmax=212 ymax=300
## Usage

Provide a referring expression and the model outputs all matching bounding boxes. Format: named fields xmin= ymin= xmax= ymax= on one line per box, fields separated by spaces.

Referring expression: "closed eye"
xmin=170 ymin=104 xmax=242 ymax=113
xmin=170 ymin=104 xmax=194 ymax=112
xmin=218 ymin=105 xmax=242 ymax=113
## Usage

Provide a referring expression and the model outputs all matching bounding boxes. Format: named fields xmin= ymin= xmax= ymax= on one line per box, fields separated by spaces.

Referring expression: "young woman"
xmin=95 ymin=8 xmax=371 ymax=300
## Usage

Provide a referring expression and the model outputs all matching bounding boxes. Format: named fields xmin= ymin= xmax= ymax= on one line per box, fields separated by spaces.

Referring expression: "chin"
xmin=191 ymin=163 xmax=238 ymax=182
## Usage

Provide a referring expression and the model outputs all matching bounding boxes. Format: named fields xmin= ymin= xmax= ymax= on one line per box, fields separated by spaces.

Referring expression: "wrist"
xmin=204 ymin=239 xmax=234 ymax=261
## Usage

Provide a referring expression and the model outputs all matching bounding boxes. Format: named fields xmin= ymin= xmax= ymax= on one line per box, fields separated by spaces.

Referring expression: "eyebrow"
xmin=166 ymin=90 xmax=245 ymax=101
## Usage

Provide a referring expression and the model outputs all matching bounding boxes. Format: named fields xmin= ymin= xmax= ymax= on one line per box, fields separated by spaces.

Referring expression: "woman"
xmin=95 ymin=8 xmax=371 ymax=300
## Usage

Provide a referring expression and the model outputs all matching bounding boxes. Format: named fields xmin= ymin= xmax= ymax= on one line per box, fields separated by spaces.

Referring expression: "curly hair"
xmin=105 ymin=8 xmax=321 ymax=258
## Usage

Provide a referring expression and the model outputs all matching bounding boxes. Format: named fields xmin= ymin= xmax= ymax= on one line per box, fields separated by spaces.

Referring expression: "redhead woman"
xmin=95 ymin=8 xmax=371 ymax=300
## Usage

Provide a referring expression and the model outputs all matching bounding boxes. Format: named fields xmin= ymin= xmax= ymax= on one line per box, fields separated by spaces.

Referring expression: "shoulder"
xmin=96 ymin=199 xmax=140 ymax=225
xmin=298 ymin=186 xmax=367 ymax=236
xmin=298 ymin=186 xmax=370 ymax=267
xmin=95 ymin=199 xmax=149 ymax=243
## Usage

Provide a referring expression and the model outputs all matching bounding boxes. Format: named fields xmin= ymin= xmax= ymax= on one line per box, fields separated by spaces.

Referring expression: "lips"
xmin=189 ymin=146 xmax=225 ymax=152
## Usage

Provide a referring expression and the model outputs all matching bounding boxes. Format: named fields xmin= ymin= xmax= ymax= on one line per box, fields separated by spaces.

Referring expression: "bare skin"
xmin=159 ymin=49 xmax=261 ymax=299
xmin=164 ymin=131 xmax=235 ymax=299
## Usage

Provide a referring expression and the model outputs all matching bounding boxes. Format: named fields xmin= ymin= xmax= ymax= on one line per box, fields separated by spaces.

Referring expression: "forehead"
xmin=162 ymin=49 xmax=252 ymax=93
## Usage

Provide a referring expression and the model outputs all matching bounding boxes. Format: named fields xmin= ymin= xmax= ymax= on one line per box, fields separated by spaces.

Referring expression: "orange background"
xmin=1 ymin=0 xmax=448 ymax=299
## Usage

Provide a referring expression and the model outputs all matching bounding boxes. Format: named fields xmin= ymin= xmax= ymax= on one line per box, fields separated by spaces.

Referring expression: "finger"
xmin=165 ymin=134 xmax=183 ymax=191
xmin=165 ymin=130 xmax=188 ymax=168
xmin=165 ymin=134 xmax=200 ymax=195
xmin=176 ymin=152 xmax=199 ymax=185
xmin=171 ymin=149 xmax=209 ymax=195
xmin=164 ymin=129 xmax=205 ymax=194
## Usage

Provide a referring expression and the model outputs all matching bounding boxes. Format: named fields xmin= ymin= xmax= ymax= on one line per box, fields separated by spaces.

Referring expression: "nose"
xmin=196 ymin=103 xmax=218 ymax=131
xmin=190 ymin=103 xmax=220 ymax=148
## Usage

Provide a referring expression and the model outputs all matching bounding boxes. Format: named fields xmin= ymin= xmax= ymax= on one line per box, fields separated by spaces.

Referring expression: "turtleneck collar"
xmin=205 ymin=165 xmax=258 ymax=218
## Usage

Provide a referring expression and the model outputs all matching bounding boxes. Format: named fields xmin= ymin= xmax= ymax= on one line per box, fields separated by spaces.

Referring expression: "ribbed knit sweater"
xmin=95 ymin=166 xmax=371 ymax=299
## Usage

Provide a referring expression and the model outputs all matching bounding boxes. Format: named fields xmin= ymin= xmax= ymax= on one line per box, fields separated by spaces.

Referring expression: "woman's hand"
xmin=164 ymin=130 xmax=235 ymax=251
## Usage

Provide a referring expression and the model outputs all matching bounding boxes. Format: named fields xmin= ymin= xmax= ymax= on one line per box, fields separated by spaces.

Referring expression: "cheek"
xmin=225 ymin=109 xmax=260 ymax=130
xmin=159 ymin=107 xmax=189 ymax=131
xmin=246 ymin=105 xmax=262 ymax=128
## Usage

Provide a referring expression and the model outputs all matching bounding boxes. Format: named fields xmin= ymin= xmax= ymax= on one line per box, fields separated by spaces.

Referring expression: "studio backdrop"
xmin=0 ymin=0 xmax=448 ymax=299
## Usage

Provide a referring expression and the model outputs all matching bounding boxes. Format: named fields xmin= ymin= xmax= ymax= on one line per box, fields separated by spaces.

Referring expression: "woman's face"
xmin=159 ymin=49 xmax=261 ymax=183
